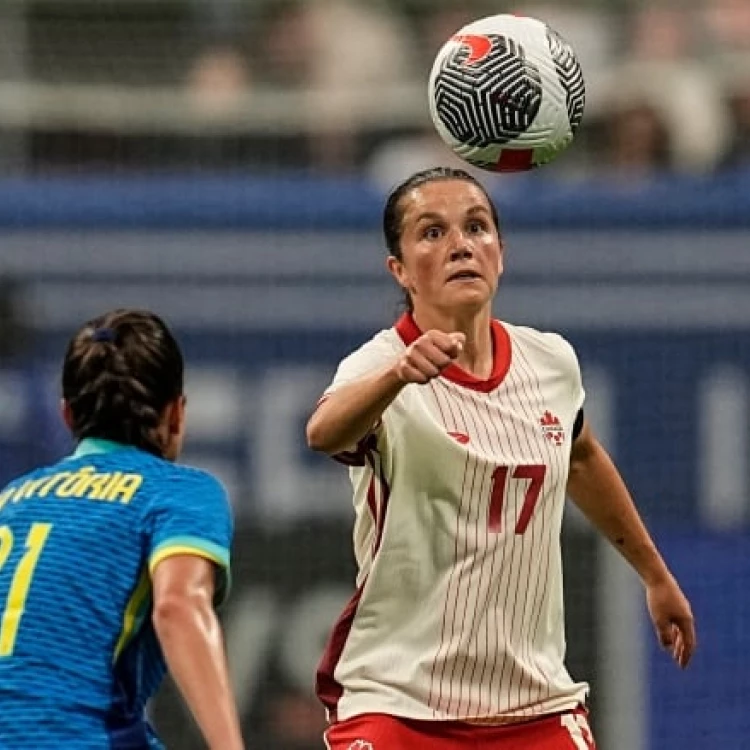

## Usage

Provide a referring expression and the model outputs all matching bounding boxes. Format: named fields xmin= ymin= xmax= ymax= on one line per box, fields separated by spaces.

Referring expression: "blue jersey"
xmin=0 ymin=438 xmax=233 ymax=749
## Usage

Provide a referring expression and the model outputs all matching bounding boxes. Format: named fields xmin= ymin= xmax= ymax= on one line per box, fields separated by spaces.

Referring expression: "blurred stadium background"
xmin=0 ymin=0 xmax=748 ymax=747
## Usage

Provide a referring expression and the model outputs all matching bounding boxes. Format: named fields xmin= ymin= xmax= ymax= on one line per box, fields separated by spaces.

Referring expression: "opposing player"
xmin=0 ymin=309 xmax=244 ymax=749
xmin=306 ymin=167 xmax=696 ymax=749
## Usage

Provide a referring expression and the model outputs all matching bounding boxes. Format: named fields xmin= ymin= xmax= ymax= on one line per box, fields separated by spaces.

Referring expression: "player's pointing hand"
xmin=395 ymin=330 xmax=466 ymax=385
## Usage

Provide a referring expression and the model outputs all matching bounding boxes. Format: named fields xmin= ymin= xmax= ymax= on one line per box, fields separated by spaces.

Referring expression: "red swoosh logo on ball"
xmin=452 ymin=34 xmax=492 ymax=64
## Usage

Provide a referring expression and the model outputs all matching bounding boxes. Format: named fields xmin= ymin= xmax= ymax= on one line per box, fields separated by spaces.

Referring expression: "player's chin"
xmin=443 ymin=281 xmax=491 ymax=307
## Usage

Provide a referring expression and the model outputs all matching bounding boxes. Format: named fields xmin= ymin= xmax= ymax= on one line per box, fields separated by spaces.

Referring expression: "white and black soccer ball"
xmin=428 ymin=14 xmax=585 ymax=172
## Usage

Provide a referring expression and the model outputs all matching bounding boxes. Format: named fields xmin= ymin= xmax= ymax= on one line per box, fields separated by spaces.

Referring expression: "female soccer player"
xmin=0 ymin=309 xmax=244 ymax=750
xmin=307 ymin=167 xmax=696 ymax=749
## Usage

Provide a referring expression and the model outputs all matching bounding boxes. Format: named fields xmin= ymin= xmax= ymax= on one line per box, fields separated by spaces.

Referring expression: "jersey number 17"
xmin=488 ymin=464 xmax=546 ymax=534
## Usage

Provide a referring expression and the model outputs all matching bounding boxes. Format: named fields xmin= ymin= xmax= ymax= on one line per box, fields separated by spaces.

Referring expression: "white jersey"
xmin=316 ymin=313 xmax=589 ymax=724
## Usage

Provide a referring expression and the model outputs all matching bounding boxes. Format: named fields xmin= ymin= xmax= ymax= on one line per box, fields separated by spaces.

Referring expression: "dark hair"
xmin=382 ymin=167 xmax=501 ymax=311
xmin=382 ymin=166 xmax=501 ymax=262
xmin=62 ymin=309 xmax=184 ymax=457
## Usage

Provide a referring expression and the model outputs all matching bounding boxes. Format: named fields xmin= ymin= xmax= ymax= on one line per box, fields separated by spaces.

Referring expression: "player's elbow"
xmin=306 ymin=421 xmax=356 ymax=456
xmin=153 ymin=591 xmax=213 ymax=637
xmin=305 ymin=419 xmax=326 ymax=453
xmin=306 ymin=399 xmax=367 ymax=455
xmin=305 ymin=413 xmax=336 ymax=454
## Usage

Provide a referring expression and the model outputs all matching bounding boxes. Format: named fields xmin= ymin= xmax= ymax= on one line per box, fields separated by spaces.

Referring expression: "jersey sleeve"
xmin=143 ymin=469 xmax=234 ymax=606
xmin=325 ymin=332 xmax=401 ymax=394
xmin=554 ymin=333 xmax=586 ymax=414
xmin=320 ymin=332 xmax=402 ymax=464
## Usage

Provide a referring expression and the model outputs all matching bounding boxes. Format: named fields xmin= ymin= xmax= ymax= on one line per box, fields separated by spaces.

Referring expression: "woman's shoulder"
xmin=501 ymin=321 xmax=579 ymax=363
xmin=340 ymin=326 xmax=405 ymax=365
xmin=503 ymin=320 xmax=572 ymax=344
xmin=329 ymin=326 xmax=405 ymax=385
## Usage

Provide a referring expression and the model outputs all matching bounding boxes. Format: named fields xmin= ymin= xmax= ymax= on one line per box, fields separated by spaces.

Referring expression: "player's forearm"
xmin=306 ymin=365 xmax=405 ymax=455
xmin=153 ymin=597 xmax=244 ymax=750
xmin=567 ymin=438 xmax=672 ymax=587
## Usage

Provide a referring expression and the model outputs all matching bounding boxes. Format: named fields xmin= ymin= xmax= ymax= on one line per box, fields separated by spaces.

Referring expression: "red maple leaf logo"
xmin=540 ymin=411 xmax=565 ymax=446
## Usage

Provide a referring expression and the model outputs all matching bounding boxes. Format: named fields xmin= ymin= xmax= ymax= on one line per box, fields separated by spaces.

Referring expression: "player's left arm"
xmin=152 ymin=554 xmax=244 ymax=750
xmin=143 ymin=470 xmax=243 ymax=747
xmin=567 ymin=418 xmax=697 ymax=669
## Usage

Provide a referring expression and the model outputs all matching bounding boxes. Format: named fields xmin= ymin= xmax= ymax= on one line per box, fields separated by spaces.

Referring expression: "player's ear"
xmin=60 ymin=399 xmax=74 ymax=431
xmin=167 ymin=395 xmax=186 ymax=437
xmin=387 ymin=255 xmax=412 ymax=296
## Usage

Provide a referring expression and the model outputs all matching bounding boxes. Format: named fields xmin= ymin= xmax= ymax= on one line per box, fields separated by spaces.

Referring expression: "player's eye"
xmin=467 ymin=219 xmax=487 ymax=234
xmin=422 ymin=225 xmax=444 ymax=240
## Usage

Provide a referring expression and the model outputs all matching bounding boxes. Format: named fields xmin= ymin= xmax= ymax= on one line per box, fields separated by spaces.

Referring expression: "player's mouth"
xmin=447 ymin=269 xmax=483 ymax=283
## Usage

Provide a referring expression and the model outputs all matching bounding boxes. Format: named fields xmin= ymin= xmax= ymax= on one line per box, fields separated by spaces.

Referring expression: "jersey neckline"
xmin=72 ymin=438 xmax=138 ymax=458
xmin=394 ymin=313 xmax=512 ymax=393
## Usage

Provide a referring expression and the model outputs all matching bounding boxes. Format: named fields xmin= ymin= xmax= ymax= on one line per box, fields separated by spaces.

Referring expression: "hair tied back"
xmin=91 ymin=327 xmax=116 ymax=343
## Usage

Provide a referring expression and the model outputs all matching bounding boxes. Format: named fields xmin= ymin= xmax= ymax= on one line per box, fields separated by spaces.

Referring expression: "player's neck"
xmin=412 ymin=307 xmax=494 ymax=379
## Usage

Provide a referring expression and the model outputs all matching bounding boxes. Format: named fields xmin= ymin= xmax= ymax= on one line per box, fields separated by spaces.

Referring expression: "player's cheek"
xmin=413 ymin=249 xmax=440 ymax=278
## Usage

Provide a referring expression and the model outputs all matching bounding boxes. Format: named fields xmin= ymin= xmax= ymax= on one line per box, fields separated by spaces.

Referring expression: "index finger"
xmin=449 ymin=332 xmax=466 ymax=349
xmin=424 ymin=329 xmax=456 ymax=346
xmin=424 ymin=330 xmax=463 ymax=357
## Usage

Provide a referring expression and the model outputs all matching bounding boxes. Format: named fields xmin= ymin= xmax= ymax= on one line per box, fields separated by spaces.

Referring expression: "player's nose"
xmin=449 ymin=244 xmax=473 ymax=261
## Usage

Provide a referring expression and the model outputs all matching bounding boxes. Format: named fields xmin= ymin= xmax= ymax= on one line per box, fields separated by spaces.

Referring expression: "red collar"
xmin=394 ymin=313 xmax=512 ymax=393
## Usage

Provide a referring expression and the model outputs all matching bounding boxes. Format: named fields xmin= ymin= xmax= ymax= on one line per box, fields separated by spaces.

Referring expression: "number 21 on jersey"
xmin=0 ymin=523 xmax=52 ymax=657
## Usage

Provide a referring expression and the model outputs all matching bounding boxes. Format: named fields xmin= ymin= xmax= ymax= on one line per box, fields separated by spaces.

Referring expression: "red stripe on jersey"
xmin=508 ymin=344 xmax=566 ymax=710
xmin=366 ymin=475 xmax=378 ymax=529
xmin=369 ymin=458 xmax=391 ymax=555
xmin=395 ymin=313 xmax=512 ymax=392
xmin=332 ymin=450 xmax=367 ymax=467
xmin=315 ymin=583 xmax=365 ymax=721
xmin=427 ymin=384 xmax=477 ymax=713
xmin=332 ymin=432 xmax=378 ymax=467
xmin=492 ymin=363 xmax=542 ymax=713
xmin=317 ymin=456 xmax=391 ymax=719
xmin=363 ymin=447 xmax=392 ymax=555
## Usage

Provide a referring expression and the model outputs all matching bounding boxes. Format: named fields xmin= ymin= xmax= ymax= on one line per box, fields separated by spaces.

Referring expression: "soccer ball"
xmin=428 ymin=14 xmax=585 ymax=172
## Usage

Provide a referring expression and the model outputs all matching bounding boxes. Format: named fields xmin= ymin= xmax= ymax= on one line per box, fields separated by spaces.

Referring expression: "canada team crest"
xmin=347 ymin=741 xmax=374 ymax=750
xmin=540 ymin=410 xmax=565 ymax=446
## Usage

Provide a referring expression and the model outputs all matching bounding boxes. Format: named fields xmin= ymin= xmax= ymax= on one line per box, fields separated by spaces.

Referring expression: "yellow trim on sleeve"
xmin=148 ymin=545 xmax=227 ymax=574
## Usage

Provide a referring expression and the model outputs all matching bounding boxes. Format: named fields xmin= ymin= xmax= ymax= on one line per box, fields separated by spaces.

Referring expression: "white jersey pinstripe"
xmin=316 ymin=314 xmax=589 ymax=724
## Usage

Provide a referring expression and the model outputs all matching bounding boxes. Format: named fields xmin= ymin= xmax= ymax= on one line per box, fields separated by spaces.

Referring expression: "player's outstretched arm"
xmin=152 ymin=555 xmax=245 ymax=750
xmin=567 ymin=419 xmax=697 ymax=669
xmin=307 ymin=330 xmax=464 ymax=455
